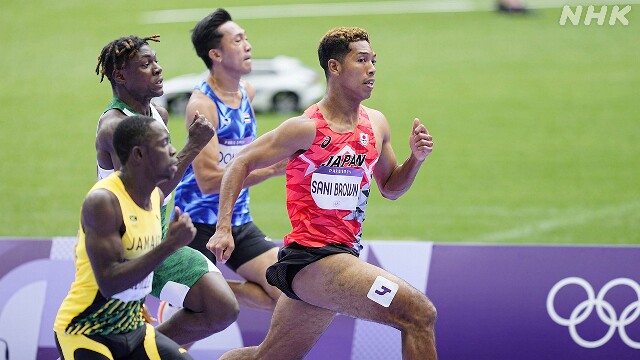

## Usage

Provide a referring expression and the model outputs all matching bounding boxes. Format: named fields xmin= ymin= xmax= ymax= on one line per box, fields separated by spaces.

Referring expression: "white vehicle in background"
xmin=155 ymin=56 xmax=325 ymax=115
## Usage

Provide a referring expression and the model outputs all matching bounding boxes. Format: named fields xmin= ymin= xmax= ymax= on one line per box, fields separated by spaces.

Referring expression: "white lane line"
xmin=142 ymin=1 xmax=475 ymax=24
xmin=142 ymin=0 xmax=639 ymax=24
xmin=467 ymin=201 xmax=640 ymax=243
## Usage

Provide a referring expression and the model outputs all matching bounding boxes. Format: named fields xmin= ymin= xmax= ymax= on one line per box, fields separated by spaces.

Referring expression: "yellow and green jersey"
xmin=54 ymin=173 xmax=162 ymax=335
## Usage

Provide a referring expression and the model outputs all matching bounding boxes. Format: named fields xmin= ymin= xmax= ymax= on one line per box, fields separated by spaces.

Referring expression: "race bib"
xmin=218 ymin=137 xmax=252 ymax=168
xmin=311 ymin=166 xmax=364 ymax=210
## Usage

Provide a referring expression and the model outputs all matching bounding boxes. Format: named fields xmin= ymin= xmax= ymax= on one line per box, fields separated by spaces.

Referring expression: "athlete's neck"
xmin=318 ymin=96 xmax=361 ymax=131
xmin=207 ymin=72 xmax=241 ymax=96
xmin=118 ymin=170 xmax=154 ymax=210
xmin=114 ymin=90 xmax=152 ymax=116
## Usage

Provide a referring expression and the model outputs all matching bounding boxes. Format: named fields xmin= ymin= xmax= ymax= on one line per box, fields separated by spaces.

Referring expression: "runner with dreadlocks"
xmin=93 ymin=34 xmax=240 ymax=346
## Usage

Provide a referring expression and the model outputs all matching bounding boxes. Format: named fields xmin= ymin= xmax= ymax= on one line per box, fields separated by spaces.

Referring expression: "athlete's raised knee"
xmin=264 ymin=287 xmax=280 ymax=309
xmin=218 ymin=345 xmax=259 ymax=360
xmin=395 ymin=291 xmax=437 ymax=334
xmin=208 ymin=293 xmax=240 ymax=329
xmin=184 ymin=274 xmax=240 ymax=332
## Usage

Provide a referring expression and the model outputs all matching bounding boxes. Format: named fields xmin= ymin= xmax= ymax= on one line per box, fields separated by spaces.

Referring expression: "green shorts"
xmin=151 ymin=246 xmax=220 ymax=307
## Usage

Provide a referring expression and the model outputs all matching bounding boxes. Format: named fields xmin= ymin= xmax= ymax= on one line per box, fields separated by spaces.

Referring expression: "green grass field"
xmin=1 ymin=0 xmax=638 ymax=245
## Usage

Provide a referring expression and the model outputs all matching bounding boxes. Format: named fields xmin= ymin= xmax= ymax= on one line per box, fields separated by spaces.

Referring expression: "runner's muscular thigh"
xmin=236 ymin=247 xmax=279 ymax=287
xmin=292 ymin=253 xmax=424 ymax=327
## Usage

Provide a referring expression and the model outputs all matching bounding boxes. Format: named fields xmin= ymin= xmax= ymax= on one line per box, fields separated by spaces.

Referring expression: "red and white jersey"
xmin=284 ymin=104 xmax=379 ymax=252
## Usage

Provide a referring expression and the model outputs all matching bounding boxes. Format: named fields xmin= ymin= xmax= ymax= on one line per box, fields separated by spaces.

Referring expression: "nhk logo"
xmin=559 ymin=5 xmax=631 ymax=25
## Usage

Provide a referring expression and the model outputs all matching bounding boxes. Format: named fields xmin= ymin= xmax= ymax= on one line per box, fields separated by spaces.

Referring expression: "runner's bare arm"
xmin=369 ymin=109 xmax=433 ymax=200
xmin=207 ymin=115 xmax=314 ymax=263
xmin=157 ymin=107 xmax=215 ymax=195
xmin=83 ymin=189 xmax=192 ymax=297
xmin=188 ymin=91 xmax=287 ymax=194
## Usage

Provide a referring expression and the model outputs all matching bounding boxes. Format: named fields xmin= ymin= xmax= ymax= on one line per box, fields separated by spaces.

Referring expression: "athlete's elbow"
xmin=95 ymin=273 xmax=129 ymax=298
xmin=379 ymin=190 xmax=402 ymax=200
xmin=97 ymin=282 xmax=119 ymax=298
xmin=379 ymin=187 xmax=409 ymax=200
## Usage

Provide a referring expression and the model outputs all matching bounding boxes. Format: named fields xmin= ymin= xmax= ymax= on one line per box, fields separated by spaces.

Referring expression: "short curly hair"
xmin=317 ymin=27 xmax=370 ymax=77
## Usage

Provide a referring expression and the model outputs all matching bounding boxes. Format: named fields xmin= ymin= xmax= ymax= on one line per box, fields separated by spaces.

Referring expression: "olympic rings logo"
xmin=546 ymin=277 xmax=640 ymax=349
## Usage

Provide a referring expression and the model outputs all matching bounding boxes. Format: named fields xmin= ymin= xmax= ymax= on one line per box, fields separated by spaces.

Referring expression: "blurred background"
xmin=0 ymin=0 xmax=638 ymax=245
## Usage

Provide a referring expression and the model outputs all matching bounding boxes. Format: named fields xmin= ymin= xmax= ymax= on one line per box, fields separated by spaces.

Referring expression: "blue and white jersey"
xmin=173 ymin=81 xmax=255 ymax=226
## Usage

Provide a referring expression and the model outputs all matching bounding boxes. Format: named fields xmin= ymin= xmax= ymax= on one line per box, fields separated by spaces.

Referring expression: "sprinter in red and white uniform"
xmin=284 ymin=103 xmax=378 ymax=251
xmin=209 ymin=27 xmax=438 ymax=360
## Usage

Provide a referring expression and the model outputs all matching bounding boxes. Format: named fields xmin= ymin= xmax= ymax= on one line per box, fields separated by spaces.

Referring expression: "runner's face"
xmin=217 ymin=21 xmax=252 ymax=75
xmin=122 ymin=45 xmax=164 ymax=98
xmin=339 ymin=41 xmax=376 ymax=100
xmin=143 ymin=122 xmax=177 ymax=183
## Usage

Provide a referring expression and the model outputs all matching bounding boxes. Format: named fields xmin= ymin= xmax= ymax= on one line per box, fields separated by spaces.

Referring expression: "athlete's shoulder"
xmin=361 ymin=105 xmax=385 ymax=122
xmin=282 ymin=112 xmax=316 ymax=132
xmin=97 ymin=110 xmax=127 ymax=140
xmin=272 ymin=113 xmax=315 ymax=138
xmin=268 ymin=113 xmax=317 ymax=152
xmin=85 ymin=185 xmax=117 ymax=204
xmin=99 ymin=107 xmax=127 ymax=122
xmin=151 ymin=101 xmax=169 ymax=124
xmin=187 ymin=90 xmax=219 ymax=126
xmin=240 ymin=79 xmax=255 ymax=100
xmin=360 ymin=106 xmax=390 ymax=148
xmin=361 ymin=105 xmax=389 ymax=136
xmin=188 ymin=89 xmax=218 ymax=111
xmin=83 ymin=185 xmax=120 ymax=218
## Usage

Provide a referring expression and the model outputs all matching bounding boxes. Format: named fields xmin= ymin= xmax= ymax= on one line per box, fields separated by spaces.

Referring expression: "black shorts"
xmin=265 ymin=242 xmax=359 ymax=300
xmin=55 ymin=323 xmax=191 ymax=359
xmin=190 ymin=222 xmax=278 ymax=271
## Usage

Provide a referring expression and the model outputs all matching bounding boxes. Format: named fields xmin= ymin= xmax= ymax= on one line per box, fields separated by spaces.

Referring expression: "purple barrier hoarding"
xmin=1 ymin=238 xmax=639 ymax=359
xmin=427 ymin=244 xmax=640 ymax=360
